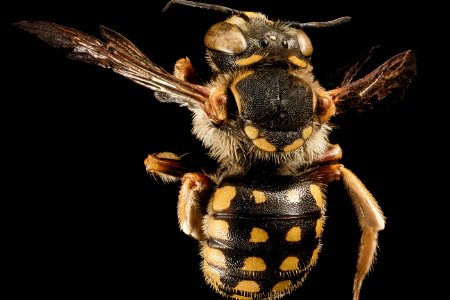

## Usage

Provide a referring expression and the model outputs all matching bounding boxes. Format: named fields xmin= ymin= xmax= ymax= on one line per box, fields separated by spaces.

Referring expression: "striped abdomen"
xmin=201 ymin=176 xmax=326 ymax=299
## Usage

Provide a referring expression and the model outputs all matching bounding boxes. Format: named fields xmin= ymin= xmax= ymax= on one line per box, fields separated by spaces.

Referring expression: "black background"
xmin=2 ymin=0 xmax=441 ymax=299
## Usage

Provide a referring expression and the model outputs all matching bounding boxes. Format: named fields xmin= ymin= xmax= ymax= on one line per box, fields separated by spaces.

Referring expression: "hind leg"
xmin=339 ymin=167 xmax=385 ymax=300
xmin=311 ymin=146 xmax=386 ymax=300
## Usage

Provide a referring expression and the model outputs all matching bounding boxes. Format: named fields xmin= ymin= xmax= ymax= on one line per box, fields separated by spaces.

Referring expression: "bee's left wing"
xmin=327 ymin=50 xmax=417 ymax=113
xmin=15 ymin=21 xmax=226 ymax=123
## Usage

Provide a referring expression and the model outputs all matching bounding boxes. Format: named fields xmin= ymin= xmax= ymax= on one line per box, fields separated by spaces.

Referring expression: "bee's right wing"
xmin=15 ymin=21 xmax=226 ymax=123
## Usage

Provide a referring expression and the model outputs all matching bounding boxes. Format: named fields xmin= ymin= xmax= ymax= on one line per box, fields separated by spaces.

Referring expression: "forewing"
xmin=328 ymin=50 xmax=417 ymax=113
xmin=15 ymin=21 xmax=211 ymax=111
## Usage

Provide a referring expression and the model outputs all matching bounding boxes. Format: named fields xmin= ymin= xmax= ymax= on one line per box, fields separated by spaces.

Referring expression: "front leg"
xmin=173 ymin=57 xmax=200 ymax=84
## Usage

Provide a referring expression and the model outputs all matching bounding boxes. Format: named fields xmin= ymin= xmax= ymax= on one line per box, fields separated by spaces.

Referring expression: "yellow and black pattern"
xmin=231 ymin=68 xmax=314 ymax=153
xmin=202 ymin=176 xmax=325 ymax=299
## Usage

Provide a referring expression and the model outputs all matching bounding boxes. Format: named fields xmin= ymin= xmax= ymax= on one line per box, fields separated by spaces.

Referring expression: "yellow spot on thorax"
xmin=230 ymin=70 xmax=254 ymax=115
xmin=252 ymin=190 xmax=266 ymax=204
xmin=249 ymin=227 xmax=269 ymax=243
xmin=310 ymin=184 xmax=324 ymax=209
xmin=285 ymin=226 xmax=302 ymax=242
xmin=202 ymin=245 xmax=226 ymax=268
xmin=315 ymin=218 xmax=324 ymax=238
xmin=212 ymin=186 xmax=237 ymax=211
xmin=253 ymin=138 xmax=277 ymax=152
xmin=242 ymin=257 xmax=267 ymax=271
xmin=283 ymin=138 xmax=304 ymax=152
xmin=235 ymin=280 xmax=260 ymax=293
xmin=207 ymin=218 xmax=229 ymax=240
xmin=272 ymin=280 xmax=292 ymax=292
xmin=288 ymin=55 xmax=308 ymax=68
xmin=236 ymin=54 xmax=264 ymax=66
xmin=280 ymin=256 xmax=300 ymax=271
xmin=244 ymin=125 xmax=259 ymax=139
xmin=302 ymin=126 xmax=313 ymax=140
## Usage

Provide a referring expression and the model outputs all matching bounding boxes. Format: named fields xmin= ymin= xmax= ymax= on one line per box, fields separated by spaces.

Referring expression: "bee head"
xmin=164 ymin=1 xmax=349 ymax=72
xmin=203 ymin=12 xmax=315 ymax=72
xmin=165 ymin=1 xmax=346 ymax=158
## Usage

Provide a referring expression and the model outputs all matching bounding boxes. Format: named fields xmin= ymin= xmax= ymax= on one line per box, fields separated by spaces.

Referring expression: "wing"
xmin=327 ymin=50 xmax=417 ymax=113
xmin=336 ymin=45 xmax=380 ymax=88
xmin=14 ymin=21 xmax=226 ymax=123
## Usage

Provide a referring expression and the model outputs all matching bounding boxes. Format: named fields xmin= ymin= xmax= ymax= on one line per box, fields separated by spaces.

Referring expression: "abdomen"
xmin=201 ymin=176 xmax=326 ymax=299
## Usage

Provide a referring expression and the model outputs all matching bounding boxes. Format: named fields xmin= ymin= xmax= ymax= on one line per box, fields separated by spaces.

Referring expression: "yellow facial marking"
xmin=285 ymin=226 xmax=302 ymax=242
xmin=310 ymin=184 xmax=324 ymax=209
xmin=249 ymin=227 xmax=269 ymax=243
xmin=244 ymin=125 xmax=259 ymax=140
xmin=236 ymin=54 xmax=264 ymax=66
xmin=252 ymin=190 xmax=266 ymax=204
xmin=253 ymin=138 xmax=277 ymax=152
xmin=286 ymin=189 xmax=300 ymax=203
xmin=212 ymin=186 xmax=237 ymax=211
xmin=283 ymin=138 xmax=304 ymax=152
xmin=242 ymin=256 xmax=267 ymax=271
xmin=203 ymin=245 xmax=226 ymax=268
xmin=231 ymin=295 xmax=253 ymax=300
xmin=308 ymin=247 xmax=320 ymax=267
xmin=235 ymin=280 xmax=260 ymax=293
xmin=315 ymin=218 xmax=324 ymax=238
xmin=230 ymin=70 xmax=254 ymax=115
xmin=279 ymin=256 xmax=300 ymax=271
xmin=272 ymin=280 xmax=292 ymax=292
xmin=207 ymin=218 xmax=229 ymax=240
xmin=288 ymin=55 xmax=308 ymax=68
xmin=302 ymin=126 xmax=313 ymax=140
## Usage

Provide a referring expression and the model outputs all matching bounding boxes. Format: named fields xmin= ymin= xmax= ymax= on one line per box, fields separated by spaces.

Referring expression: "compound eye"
xmin=295 ymin=29 xmax=313 ymax=57
xmin=259 ymin=39 xmax=269 ymax=48
xmin=204 ymin=22 xmax=247 ymax=54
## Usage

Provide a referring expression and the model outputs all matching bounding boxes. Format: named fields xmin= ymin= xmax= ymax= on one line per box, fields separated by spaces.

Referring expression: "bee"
xmin=15 ymin=0 xmax=416 ymax=299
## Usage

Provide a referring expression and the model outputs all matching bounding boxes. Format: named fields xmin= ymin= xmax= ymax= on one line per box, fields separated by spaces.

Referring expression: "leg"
xmin=144 ymin=152 xmax=213 ymax=241
xmin=316 ymin=91 xmax=336 ymax=123
xmin=144 ymin=152 xmax=187 ymax=182
xmin=309 ymin=158 xmax=385 ymax=300
xmin=144 ymin=152 xmax=215 ymax=182
xmin=340 ymin=167 xmax=385 ymax=300
xmin=173 ymin=57 xmax=200 ymax=84
xmin=178 ymin=172 xmax=212 ymax=241
xmin=173 ymin=57 xmax=227 ymax=124
xmin=312 ymin=143 xmax=342 ymax=165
